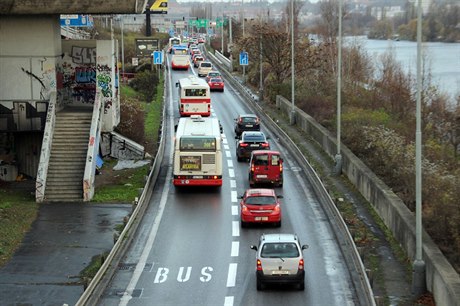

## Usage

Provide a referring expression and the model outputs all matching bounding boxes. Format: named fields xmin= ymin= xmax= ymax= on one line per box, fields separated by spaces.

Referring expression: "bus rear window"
xmin=185 ymin=88 xmax=207 ymax=97
xmin=180 ymin=137 xmax=216 ymax=151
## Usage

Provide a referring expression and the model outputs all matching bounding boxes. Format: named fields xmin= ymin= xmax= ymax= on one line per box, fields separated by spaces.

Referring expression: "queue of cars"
xmin=169 ymin=43 xmax=306 ymax=290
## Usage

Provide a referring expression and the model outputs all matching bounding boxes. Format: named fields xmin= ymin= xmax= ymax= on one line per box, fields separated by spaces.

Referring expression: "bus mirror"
xmin=176 ymin=82 xmax=179 ymax=87
xmin=174 ymin=124 xmax=178 ymax=132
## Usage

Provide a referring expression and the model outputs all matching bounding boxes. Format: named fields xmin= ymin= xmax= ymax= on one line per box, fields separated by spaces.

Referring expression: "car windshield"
xmin=210 ymin=78 xmax=222 ymax=83
xmin=201 ymin=63 xmax=212 ymax=67
xmin=245 ymin=196 xmax=276 ymax=205
xmin=242 ymin=117 xmax=257 ymax=123
xmin=261 ymin=243 xmax=299 ymax=258
xmin=243 ymin=134 xmax=265 ymax=142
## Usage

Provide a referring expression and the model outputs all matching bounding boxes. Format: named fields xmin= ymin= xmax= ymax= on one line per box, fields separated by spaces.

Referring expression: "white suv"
xmin=198 ymin=61 xmax=213 ymax=77
xmin=250 ymin=233 xmax=309 ymax=290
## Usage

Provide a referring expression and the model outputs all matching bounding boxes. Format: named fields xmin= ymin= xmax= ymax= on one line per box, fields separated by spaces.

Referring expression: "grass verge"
xmin=0 ymin=188 xmax=38 ymax=267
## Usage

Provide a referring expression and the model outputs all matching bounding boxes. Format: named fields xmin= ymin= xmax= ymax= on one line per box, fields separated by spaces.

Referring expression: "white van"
xmin=197 ymin=61 xmax=213 ymax=77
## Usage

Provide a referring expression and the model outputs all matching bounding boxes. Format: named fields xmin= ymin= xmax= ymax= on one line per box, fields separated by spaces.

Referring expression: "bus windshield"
xmin=180 ymin=137 xmax=216 ymax=151
xmin=185 ymin=88 xmax=207 ymax=97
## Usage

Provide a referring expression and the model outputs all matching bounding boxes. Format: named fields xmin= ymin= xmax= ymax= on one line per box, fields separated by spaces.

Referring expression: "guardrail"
xmin=204 ymin=48 xmax=376 ymax=306
xmin=75 ymin=67 xmax=167 ymax=306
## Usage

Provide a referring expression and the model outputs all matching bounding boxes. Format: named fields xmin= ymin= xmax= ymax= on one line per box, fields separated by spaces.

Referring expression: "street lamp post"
xmin=289 ymin=0 xmax=295 ymax=125
xmin=334 ymin=0 xmax=343 ymax=175
xmin=412 ymin=0 xmax=426 ymax=297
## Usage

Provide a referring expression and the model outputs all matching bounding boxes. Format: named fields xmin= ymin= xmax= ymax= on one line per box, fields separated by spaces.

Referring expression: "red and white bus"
xmin=173 ymin=115 xmax=222 ymax=187
xmin=176 ymin=76 xmax=211 ymax=117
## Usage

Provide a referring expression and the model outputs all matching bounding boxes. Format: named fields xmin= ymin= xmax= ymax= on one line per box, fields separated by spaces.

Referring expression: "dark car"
xmin=240 ymin=188 xmax=282 ymax=228
xmin=236 ymin=131 xmax=270 ymax=162
xmin=234 ymin=114 xmax=260 ymax=136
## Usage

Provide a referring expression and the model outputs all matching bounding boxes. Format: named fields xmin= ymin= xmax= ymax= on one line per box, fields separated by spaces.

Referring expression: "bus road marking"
xmin=230 ymin=179 xmax=236 ymax=188
xmin=226 ymin=151 xmax=231 ymax=158
xmin=231 ymin=241 xmax=239 ymax=257
xmin=228 ymin=168 xmax=235 ymax=178
xmin=231 ymin=205 xmax=238 ymax=216
xmin=227 ymin=159 xmax=233 ymax=168
xmin=226 ymin=263 xmax=237 ymax=287
xmin=224 ymin=144 xmax=230 ymax=151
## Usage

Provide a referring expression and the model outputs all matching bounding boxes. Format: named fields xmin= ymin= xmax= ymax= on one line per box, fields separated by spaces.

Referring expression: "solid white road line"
xmin=119 ymin=58 xmax=175 ymax=306
xmin=226 ymin=263 xmax=238 ymax=287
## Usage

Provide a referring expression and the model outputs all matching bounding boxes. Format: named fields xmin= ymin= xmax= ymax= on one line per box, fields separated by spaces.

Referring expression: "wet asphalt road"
xmin=0 ymin=202 xmax=131 ymax=306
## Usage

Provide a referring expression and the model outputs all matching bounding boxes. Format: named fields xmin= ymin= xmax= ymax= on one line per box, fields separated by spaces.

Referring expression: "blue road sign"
xmin=153 ymin=51 xmax=163 ymax=65
xmin=240 ymin=52 xmax=248 ymax=66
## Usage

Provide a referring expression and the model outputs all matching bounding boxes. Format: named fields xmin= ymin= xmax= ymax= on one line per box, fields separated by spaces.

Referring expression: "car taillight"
xmin=256 ymin=118 xmax=260 ymax=124
xmin=261 ymin=142 xmax=269 ymax=148
xmin=239 ymin=118 xmax=243 ymax=123
xmin=274 ymin=204 xmax=280 ymax=212
xmin=280 ymin=163 xmax=283 ymax=172
xmin=240 ymin=143 xmax=248 ymax=147
xmin=251 ymin=164 xmax=254 ymax=172
xmin=256 ymin=259 xmax=263 ymax=271
xmin=298 ymin=258 xmax=304 ymax=270
xmin=242 ymin=204 xmax=248 ymax=212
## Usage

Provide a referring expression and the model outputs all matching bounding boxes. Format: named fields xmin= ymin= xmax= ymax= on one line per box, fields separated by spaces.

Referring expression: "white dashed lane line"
xmin=226 ymin=263 xmax=238 ymax=287
xmin=231 ymin=241 xmax=239 ymax=257
xmin=231 ymin=190 xmax=238 ymax=203
xmin=232 ymin=221 xmax=240 ymax=237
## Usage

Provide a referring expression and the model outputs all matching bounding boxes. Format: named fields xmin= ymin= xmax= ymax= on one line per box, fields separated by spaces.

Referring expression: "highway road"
xmin=98 ymin=52 xmax=358 ymax=306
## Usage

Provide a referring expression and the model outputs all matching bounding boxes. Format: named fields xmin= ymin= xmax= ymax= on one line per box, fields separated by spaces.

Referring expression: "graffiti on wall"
xmin=71 ymin=46 xmax=96 ymax=65
xmin=0 ymin=101 xmax=48 ymax=131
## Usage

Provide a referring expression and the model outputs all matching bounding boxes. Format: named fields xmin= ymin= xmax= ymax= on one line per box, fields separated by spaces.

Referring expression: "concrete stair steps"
xmin=44 ymin=109 xmax=93 ymax=202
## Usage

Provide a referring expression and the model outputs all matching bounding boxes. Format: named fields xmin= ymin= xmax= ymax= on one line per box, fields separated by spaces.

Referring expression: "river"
xmin=343 ymin=36 xmax=460 ymax=105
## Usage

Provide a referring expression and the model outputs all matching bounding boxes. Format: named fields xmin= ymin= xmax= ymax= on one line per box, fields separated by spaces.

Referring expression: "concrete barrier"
xmin=275 ymin=95 xmax=460 ymax=306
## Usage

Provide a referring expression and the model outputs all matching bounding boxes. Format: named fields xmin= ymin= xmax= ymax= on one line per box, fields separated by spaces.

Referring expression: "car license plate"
xmin=245 ymin=124 xmax=253 ymax=127
xmin=192 ymin=176 xmax=203 ymax=179
xmin=250 ymin=144 xmax=259 ymax=147
xmin=255 ymin=217 xmax=268 ymax=221
xmin=272 ymin=270 xmax=290 ymax=275
xmin=256 ymin=174 xmax=267 ymax=178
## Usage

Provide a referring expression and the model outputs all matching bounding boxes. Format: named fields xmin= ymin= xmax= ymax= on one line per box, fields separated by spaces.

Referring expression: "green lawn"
xmin=0 ymin=188 xmax=37 ymax=267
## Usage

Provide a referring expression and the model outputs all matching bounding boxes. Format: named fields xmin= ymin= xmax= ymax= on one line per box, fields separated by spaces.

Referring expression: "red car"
xmin=208 ymin=77 xmax=224 ymax=92
xmin=240 ymin=188 xmax=282 ymax=227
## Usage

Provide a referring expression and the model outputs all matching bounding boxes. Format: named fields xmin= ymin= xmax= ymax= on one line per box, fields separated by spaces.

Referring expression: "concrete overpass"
xmin=0 ymin=0 xmax=150 ymax=201
xmin=0 ymin=0 xmax=146 ymax=14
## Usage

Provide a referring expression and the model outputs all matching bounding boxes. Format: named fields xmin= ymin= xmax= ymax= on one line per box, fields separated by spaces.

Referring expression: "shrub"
xmin=129 ymin=70 xmax=159 ymax=102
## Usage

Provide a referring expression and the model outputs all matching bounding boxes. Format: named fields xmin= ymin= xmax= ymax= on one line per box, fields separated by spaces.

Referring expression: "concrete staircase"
xmin=45 ymin=109 xmax=92 ymax=202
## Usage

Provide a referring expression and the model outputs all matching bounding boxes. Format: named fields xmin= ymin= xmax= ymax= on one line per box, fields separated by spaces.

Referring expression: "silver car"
xmin=250 ymin=233 xmax=309 ymax=290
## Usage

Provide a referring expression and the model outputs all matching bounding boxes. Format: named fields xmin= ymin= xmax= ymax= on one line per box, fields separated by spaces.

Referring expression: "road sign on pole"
xmin=239 ymin=51 xmax=248 ymax=66
xmin=153 ymin=50 xmax=164 ymax=65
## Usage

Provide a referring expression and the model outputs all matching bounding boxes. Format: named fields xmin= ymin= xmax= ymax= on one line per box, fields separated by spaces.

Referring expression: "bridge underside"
xmin=0 ymin=0 xmax=146 ymax=14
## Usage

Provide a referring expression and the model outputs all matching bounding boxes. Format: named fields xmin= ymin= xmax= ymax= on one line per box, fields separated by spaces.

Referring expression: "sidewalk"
xmin=0 ymin=200 xmax=131 ymax=305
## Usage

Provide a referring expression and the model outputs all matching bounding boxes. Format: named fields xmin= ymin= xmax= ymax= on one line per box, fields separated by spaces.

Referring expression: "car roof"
xmin=251 ymin=150 xmax=280 ymax=155
xmin=238 ymin=114 xmax=258 ymax=118
xmin=261 ymin=233 xmax=298 ymax=243
xmin=245 ymin=188 xmax=276 ymax=197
